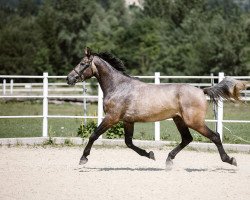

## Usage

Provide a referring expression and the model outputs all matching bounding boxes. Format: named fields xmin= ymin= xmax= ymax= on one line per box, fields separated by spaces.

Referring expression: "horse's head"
xmin=66 ymin=47 xmax=96 ymax=85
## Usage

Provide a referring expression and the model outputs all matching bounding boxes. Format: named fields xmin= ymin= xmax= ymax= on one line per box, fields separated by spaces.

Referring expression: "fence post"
xmin=43 ymin=72 xmax=48 ymax=137
xmin=98 ymin=84 xmax=103 ymax=139
xmin=211 ymin=73 xmax=217 ymax=132
xmin=10 ymin=79 xmax=13 ymax=95
xmin=3 ymin=79 xmax=6 ymax=95
xmin=217 ymin=72 xmax=224 ymax=141
xmin=154 ymin=72 xmax=160 ymax=141
xmin=83 ymin=81 xmax=87 ymax=126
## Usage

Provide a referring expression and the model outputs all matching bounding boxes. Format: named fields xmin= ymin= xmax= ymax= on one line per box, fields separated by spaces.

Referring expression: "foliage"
xmin=106 ymin=122 xmax=124 ymax=139
xmin=43 ymin=137 xmax=55 ymax=145
xmin=77 ymin=120 xmax=97 ymax=139
xmin=77 ymin=120 xmax=124 ymax=139
xmin=0 ymin=0 xmax=250 ymax=78
xmin=64 ymin=138 xmax=74 ymax=146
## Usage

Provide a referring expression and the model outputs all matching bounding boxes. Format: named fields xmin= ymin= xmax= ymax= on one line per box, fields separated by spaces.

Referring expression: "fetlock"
xmin=221 ymin=154 xmax=230 ymax=163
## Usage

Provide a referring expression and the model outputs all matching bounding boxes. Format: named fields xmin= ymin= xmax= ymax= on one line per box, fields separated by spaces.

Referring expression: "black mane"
xmin=95 ymin=52 xmax=127 ymax=73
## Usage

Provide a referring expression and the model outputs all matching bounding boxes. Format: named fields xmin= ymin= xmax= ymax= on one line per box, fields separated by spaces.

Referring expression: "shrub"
xmin=43 ymin=137 xmax=55 ymax=145
xmin=106 ymin=122 xmax=124 ymax=139
xmin=77 ymin=120 xmax=97 ymax=139
xmin=64 ymin=138 xmax=74 ymax=146
xmin=77 ymin=120 xmax=124 ymax=139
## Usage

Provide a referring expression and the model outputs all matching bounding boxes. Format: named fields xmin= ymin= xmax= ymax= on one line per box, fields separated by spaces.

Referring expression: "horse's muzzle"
xmin=66 ymin=76 xmax=77 ymax=85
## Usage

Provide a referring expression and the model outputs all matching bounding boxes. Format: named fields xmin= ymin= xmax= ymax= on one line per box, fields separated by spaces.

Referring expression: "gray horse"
xmin=67 ymin=47 xmax=247 ymax=169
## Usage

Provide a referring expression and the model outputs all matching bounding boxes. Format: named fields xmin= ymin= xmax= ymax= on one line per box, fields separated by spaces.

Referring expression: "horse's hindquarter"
xmin=177 ymin=84 xmax=207 ymax=126
xmin=123 ymin=83 xmax=183 ymax=122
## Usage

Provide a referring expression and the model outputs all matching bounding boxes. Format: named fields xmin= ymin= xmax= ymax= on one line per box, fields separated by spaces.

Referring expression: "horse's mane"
xmin=95 ymin=51 xmax=127 ymax=73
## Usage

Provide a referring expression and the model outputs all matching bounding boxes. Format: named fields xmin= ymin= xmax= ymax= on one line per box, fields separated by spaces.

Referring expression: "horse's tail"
xmin=203 ymin=77 xmax=249 ymax=104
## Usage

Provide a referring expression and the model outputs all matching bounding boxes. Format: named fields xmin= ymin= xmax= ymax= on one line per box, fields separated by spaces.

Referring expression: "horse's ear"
xmin=84 ymin=47 xmax=92 ymax=58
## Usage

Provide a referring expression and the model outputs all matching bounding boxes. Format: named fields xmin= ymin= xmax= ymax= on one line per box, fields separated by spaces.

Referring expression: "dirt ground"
xmin=0 ymin=146 xmax=250 ymax=200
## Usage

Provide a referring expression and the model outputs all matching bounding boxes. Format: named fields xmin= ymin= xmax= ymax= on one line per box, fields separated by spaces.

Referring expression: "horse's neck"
xmin=94 ymin=59 xmax=129 ymax=97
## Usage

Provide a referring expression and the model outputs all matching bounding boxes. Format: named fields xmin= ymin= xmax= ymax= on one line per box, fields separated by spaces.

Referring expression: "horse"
xmin=67 ymin=47 xmax=248 ymax=170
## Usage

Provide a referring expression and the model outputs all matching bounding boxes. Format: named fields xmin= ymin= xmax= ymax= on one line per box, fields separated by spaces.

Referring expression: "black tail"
xmin=203 ymin=77 xmax=248 ymax=104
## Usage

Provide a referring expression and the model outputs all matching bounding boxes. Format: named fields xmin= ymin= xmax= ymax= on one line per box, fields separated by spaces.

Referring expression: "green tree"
xmin=0 ymin=16 xmax=41 ymax=75
xmin=0 ymin=0 xmax=250 ymax=77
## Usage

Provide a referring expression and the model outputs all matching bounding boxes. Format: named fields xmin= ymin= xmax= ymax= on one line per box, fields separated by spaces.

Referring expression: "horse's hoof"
xmin=149 ymin=151 xmax=155 ymax=160
xmin=231 ymin=157 xmax=237 ymax=167
xmin=165 ymin=159 xmax=173 ymax=171
xmin=79 ymin=157 xmax=88 ymax=165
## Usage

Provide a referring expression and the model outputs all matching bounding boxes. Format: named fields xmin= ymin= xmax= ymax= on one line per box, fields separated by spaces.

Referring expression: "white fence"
xmin=0 ymin=72 xmax=250 ymax=141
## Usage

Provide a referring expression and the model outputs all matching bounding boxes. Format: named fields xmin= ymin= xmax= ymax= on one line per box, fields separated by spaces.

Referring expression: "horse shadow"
xmin=184 ymin=167 xmax=237 ymax=173
xmin=76 ymin=167 xmax=164 ymax=172
xmin=75 ymin=166 xmax=237 ymax=173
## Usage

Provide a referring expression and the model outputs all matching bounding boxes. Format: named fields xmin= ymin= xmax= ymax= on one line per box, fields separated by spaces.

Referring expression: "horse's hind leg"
xmin=166 ymin=116 xmax=193 ymax=170
xmin=191 ymin=124 xmax=237 ymax=166
xmin=124 ymin=122 xmax=155 ymax=160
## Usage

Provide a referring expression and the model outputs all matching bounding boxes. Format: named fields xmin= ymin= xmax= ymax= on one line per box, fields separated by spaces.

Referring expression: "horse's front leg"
xmin=79 ymin=115 xmax=116 ymax=165
xmin=124 ymin=122 xmax=155 ymax=160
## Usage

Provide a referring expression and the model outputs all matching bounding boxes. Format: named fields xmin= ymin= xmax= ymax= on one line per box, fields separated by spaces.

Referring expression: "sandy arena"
xmin=0 ymin=146 xmax=250 ymax=200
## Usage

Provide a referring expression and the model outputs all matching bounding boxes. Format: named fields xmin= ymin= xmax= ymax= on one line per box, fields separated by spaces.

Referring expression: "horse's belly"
xmin=122 ymin=86 xmax=180 ymax=122
xmin=123 ymin=107 xmax=179 ymax=122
